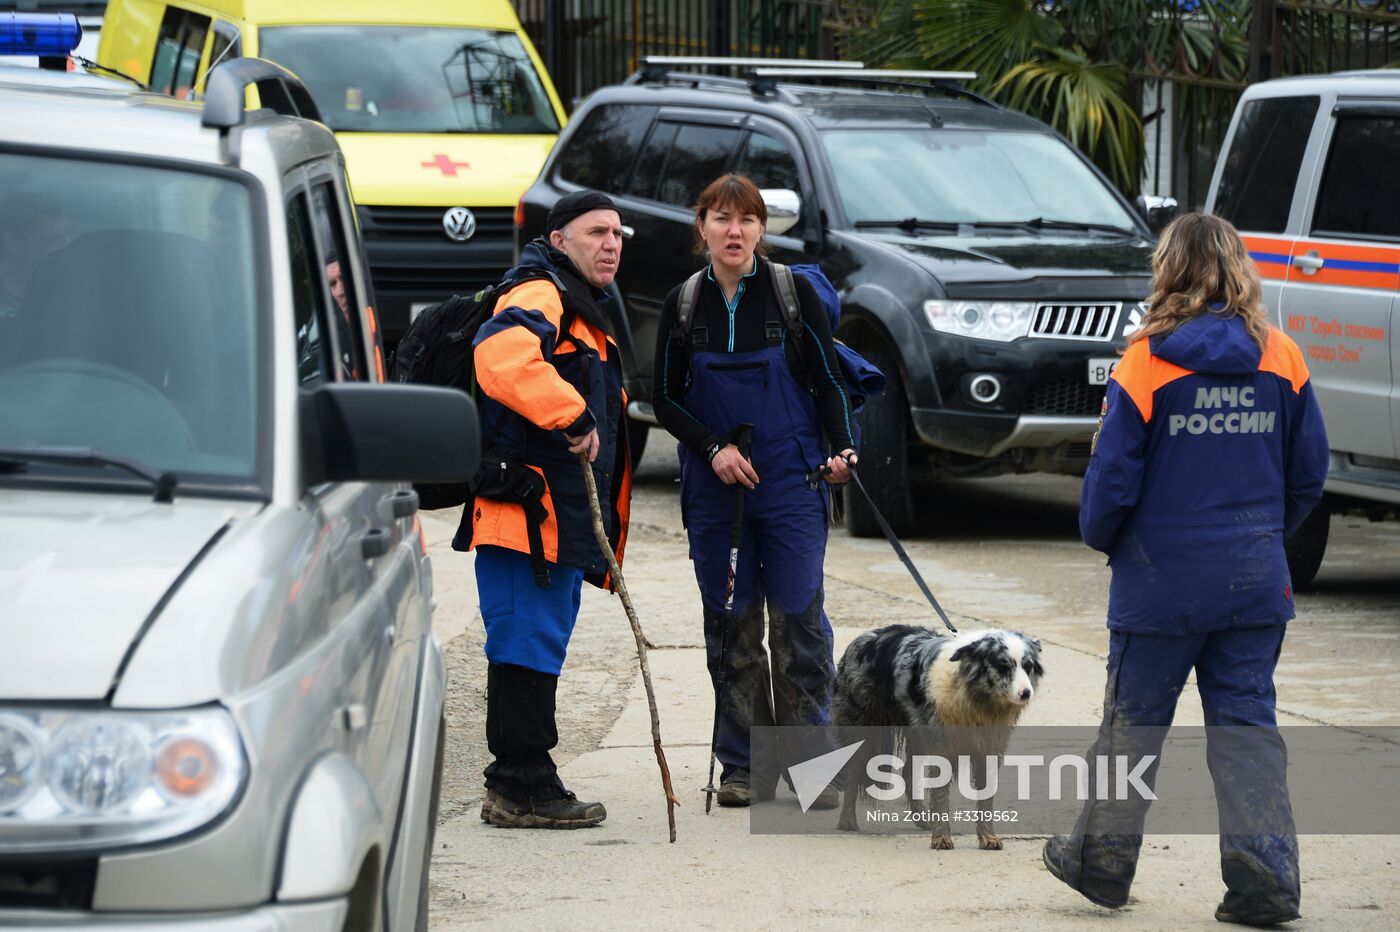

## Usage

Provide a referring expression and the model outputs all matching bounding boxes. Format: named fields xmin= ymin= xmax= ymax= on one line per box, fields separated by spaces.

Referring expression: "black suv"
xmin=517 ymin=62 xmax=1162 ymax=534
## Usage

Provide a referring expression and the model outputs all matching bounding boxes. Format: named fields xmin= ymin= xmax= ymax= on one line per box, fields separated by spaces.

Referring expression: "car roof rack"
xmin=202 ymin=57 xmax=322 ymax=167
xmin=626 ymin=55 xmax=865 ymax=100
xmin=635 ymin=55 xmax=863 ymax=80
xmin=749 ymin=67 xmax=996 ymax=107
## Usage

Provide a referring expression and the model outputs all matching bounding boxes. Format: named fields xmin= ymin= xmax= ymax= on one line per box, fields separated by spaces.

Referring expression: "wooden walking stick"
xmin=579 ymin=452 xmax=680 ymax=842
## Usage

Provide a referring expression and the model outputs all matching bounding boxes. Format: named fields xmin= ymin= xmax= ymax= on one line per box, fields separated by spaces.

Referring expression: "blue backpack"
xmin=673 ymin=260 xmax=886 ymax=420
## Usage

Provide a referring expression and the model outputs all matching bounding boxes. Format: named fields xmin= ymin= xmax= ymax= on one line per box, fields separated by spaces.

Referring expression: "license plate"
xmin=410 ymin=302 xmax=434 ymax=322
xmin=1087 ymin=357 xmax=1119 ymax=385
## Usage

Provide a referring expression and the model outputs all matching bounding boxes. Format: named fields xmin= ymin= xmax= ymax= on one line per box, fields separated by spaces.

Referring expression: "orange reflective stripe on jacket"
xmin=1109 ymin=338 xmax=1193 ymax=423
xmin=473 ymin=279 xmax=594 ymax=431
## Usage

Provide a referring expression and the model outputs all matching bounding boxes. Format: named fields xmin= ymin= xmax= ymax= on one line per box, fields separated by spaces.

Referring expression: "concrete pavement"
xmin=424 ymin=438 xmax=1400 ymax=929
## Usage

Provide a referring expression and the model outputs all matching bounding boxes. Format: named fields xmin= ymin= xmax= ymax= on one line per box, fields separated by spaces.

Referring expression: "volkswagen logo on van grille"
xmin=443 ymin=207 xmax=476 ymax=242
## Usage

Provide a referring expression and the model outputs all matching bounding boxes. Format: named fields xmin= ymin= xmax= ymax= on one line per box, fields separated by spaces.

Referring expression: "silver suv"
xmin=1208 ymin=71 xmax=1400 ymax=587
xmin=0 ymin=52 xmax=476 ymax=930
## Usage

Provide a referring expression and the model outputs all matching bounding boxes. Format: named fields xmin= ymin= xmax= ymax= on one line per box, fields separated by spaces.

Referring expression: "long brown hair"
xmin=1134 ymin=212 xmax=1271 ymax=351
xmin=692 ymin=173 xmax=770 ymax=257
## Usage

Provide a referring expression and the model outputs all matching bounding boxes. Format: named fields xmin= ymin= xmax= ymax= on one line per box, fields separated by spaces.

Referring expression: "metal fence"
xmin=513 ymin=1 xmax=1398 ymax=205
xmin=1151 ymin=0 xmax=1400 ymax=208
xmin=512 ymin=0 xmax=832 ymax=109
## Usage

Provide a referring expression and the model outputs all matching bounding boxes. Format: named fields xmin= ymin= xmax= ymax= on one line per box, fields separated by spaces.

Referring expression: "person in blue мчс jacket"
xmin=1042 ymin=213 xmax=1329 ymax=927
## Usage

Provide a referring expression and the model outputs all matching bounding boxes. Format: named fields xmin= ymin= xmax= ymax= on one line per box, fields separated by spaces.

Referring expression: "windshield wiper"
xmin=0 ymin=447 xmax=178 ymax=503
xmin=853 ymin=218 xmax=960 ymax=234
xmin=1020 ymin=217 xmax=1139 ymax=237
xmin=72 ymin=57 xmax=151 ymax=91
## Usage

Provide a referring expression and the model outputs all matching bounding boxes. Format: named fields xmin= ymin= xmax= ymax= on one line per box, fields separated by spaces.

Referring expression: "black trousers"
xmin=483 ymin=662 xmax=569 ymax=802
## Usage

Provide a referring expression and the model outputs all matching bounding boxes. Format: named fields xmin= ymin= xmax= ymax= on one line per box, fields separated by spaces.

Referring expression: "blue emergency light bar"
xmin=0 ymin=13 xmax=82 ymax=58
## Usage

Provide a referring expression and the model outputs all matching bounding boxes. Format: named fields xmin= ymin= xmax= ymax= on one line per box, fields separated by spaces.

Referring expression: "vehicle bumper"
xmin=908 ymin=327 xmax=1117 ymax=457
xmin=912 ymin=408 xmax=1098 ymax=458
xmin=0 ymin=899 xmax=346 ymax=931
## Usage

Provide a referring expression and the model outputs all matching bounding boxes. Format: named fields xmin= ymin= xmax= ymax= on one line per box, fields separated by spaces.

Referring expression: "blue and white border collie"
xmin=833 ymin=626 xmax=1045 ymax=849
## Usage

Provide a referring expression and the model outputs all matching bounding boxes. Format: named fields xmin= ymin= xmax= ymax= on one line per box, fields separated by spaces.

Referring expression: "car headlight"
xmin=923 ymin=300 xmax=1035 ymax=342
xmin=0 ymin=707 xmax=245 ymax=854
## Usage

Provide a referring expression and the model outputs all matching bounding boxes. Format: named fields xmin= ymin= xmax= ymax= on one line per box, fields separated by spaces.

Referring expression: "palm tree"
xmin=833 ymin=0 xmax=1251 ymax=194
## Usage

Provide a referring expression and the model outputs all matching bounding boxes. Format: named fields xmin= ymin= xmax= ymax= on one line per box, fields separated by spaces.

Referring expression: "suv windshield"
xmin=258 ymin=26 xmax=560 ymax=135
xmin=823 ymin=129 xmax=1138 ymax=231
xmin=0 ymin=152 xmax=259 ymax=490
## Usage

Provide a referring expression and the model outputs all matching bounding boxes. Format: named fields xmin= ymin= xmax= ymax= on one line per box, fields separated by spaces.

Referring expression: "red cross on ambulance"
xmin=421 ymin=153 xmax=471 ymax=176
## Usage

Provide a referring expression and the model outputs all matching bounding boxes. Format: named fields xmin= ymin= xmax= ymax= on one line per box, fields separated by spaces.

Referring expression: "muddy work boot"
xmin=716 ymin=769 xmax=753 ymax=808
xmin=485 ymin=792 xmax=606 ymax=829
xmin=479 ymin=788 xmax=501 ymax=821
xmin=1214 ymin=854 xmax=1301 ymax=926
xmin=1042 ymin=835 xmax=1130 ymax=909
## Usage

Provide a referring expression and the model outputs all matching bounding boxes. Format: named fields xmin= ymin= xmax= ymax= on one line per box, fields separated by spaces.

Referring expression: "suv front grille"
xmin=358 ymin=206 xmax=515 ymax=241
xmin=1031 ymin=302 xmax=1120 ymax=341
xmin=1026 ymin=379 xmax=1107 ymax=416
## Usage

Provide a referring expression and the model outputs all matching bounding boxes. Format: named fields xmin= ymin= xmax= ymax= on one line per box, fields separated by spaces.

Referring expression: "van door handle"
xmin=1292 ymin=251 xmax=1324 ymax=274
xmin=359 ymin=527 xmax=392 ymax=559
xmin=385 ymin=489 xmax=419 ymax=518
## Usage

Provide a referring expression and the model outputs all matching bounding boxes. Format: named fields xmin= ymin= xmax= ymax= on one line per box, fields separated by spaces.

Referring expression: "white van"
xmin=1207 ymin=71 xmax=1400 ymax=586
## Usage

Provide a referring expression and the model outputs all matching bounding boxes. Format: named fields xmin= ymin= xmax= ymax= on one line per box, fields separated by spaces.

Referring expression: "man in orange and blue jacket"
xmin=458 ymin=191 xmax=631 ymax=829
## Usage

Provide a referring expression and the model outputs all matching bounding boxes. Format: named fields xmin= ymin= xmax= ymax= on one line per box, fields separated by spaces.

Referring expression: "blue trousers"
xmin=1064 ymin=627 xmax=1300 ymax=915
xmin=475 ymin=545 xmax=584 ymax=676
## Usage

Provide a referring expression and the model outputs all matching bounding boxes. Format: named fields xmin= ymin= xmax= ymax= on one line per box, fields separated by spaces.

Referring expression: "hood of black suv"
xmin=864 ymin=230 xmax=1154 ymax=294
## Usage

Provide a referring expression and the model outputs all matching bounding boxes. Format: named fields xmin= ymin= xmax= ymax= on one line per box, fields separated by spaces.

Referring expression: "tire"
xmin=844 ymin=347 xmax=912 ymax=537
xmin=627 ymin=418 xmax=650 ymax=472
xmin=1284 ymin=498 xmax=1331 ymax=590
xmin=414 ymin=715 xmax=446 ymax=932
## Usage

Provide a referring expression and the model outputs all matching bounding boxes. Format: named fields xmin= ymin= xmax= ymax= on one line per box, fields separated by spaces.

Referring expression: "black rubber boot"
xmin=486 ymin=792 xmax=607 ymax=829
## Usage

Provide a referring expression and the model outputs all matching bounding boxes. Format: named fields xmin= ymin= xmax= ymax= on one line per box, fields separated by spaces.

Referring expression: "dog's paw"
xmin=929 ymin=834 xmax=954 ymax=850
xmin=978 ymin=834 xmax=1003 ymax=850
xmin=837 ymin=815 xmax=860 ymax=833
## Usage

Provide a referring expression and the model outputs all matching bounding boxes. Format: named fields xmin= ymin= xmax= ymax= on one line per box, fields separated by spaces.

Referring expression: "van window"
xmin=557 ymin=104 xmax=655 ymax=194
xmin=150 ymin=7 xmax=211 ymax=99
xmin=1311 ymin=114 xmax=1400 ymax=241
xmin=258 ymin=27 xmax=559 ymax=134
xmin=207 ymin=21 xmax=241 ymax=75
xmin=656 ymin=124 xmax=743 ymax=207
xmin=1214 ymin=96 xmax=1319 ymax=234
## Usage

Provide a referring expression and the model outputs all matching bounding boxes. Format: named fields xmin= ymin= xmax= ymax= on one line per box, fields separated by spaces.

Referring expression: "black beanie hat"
xmin=546 ymin=190 xmax=619 ymax=234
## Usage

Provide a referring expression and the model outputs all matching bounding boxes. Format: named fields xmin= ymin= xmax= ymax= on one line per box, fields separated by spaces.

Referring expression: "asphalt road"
xmin=422 ymin=431 xmax=1400 ymax=930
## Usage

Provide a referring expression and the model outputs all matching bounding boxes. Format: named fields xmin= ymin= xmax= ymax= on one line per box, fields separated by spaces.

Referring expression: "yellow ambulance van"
xmin=99 ymin=0 xmax=566 ymax=343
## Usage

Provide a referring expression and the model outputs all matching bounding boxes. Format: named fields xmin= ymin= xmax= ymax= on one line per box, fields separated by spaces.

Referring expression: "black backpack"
xmin=391 ymin=268 xmax=567 ymax=512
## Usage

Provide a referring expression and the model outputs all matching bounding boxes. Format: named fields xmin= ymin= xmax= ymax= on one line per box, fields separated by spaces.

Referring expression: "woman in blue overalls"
xmin=652 ymin=174 xmax=857 ymax=807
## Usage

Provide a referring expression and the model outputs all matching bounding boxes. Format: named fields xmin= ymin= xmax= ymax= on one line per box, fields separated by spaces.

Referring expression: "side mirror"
xmin=1135 ymin=194 xmax=1180 ymax=235
xmin=761 ymin=189 xmax=802 ymax=237
xmin=300 ymin=383 xmax=479 ymax=487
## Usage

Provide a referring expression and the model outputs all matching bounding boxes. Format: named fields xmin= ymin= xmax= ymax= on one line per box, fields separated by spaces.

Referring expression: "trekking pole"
xmin=703 ymin=423 xmax=753 ymax=814
xmin=579 ymin=452 xmax=680 ymax=843
xmin=808 ymin=456 xmax=958 ymax=635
